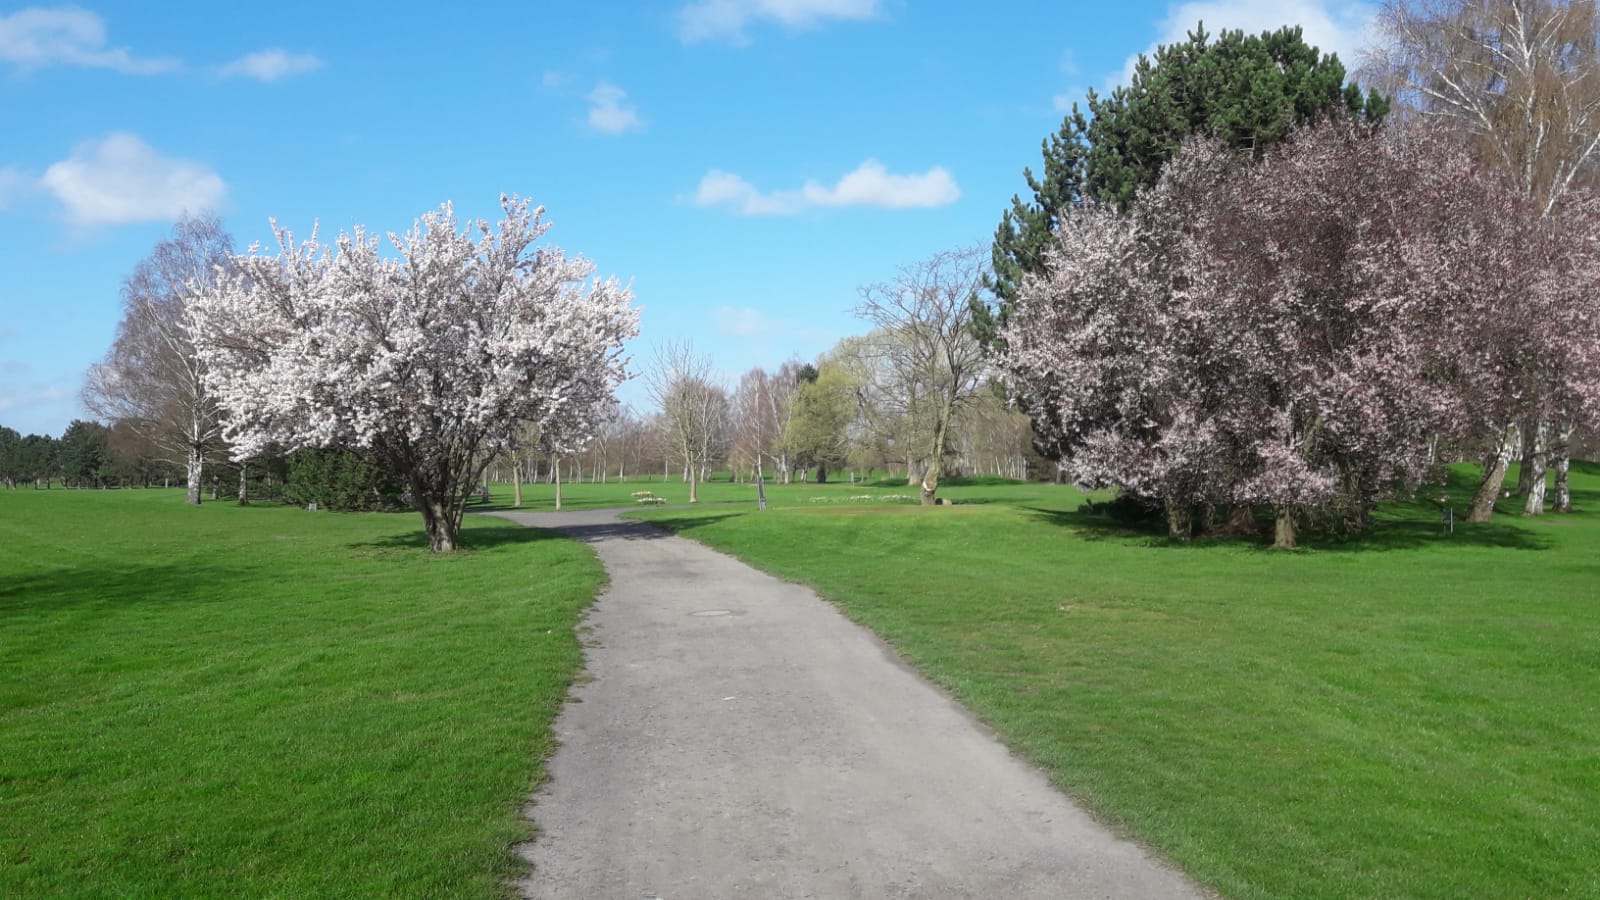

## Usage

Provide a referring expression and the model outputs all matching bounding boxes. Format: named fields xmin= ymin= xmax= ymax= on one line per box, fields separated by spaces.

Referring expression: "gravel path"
xmin=491 ymin=507 xmax=1205 ymax=900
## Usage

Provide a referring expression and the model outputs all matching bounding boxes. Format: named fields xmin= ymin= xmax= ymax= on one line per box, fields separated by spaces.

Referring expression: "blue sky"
xmin=0 ymin=0 xmax=1376 ymax=437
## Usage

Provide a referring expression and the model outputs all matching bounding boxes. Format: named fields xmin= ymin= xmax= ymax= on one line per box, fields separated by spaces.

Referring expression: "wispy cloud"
xmin=711 ymin=305 xmax=780 ymax=337
xmin=677 ymin=0 xmax=880 ymax=44
xmin=1112 ymin=0 xmax=1377 ymax=89
xmin=0 ymin=6 xmax=176 ymax=74
xmin=219 ymin=48 xmax=323 ymax=82
xmin=0 ymin=166 xmax=28 ymax=210
xmin=587 ymin=82 xmax=643 ymax=134
xmin=40 ymin=133 xmax=225 ymax=226
xmin=693 ymin=159 xmax=959 ymax=215
xmin=0 ymin=379 xmax=75 ymax=413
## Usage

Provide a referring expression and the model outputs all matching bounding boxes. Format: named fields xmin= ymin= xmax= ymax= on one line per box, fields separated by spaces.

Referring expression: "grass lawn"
xmin=479 ymin=469 xmax=1059 ymax=512
xmin=1 ymin=489 xmax=602 ymax=898
xmin=617 ymin=464 xmax=1600 ymax=899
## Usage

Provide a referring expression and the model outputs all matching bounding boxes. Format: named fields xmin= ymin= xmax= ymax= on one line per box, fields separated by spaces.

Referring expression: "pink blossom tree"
xmin=1001 ymin=121 xmax=1585 ymax=547
xmin=190 ymin=195 xmax=638 ymax=551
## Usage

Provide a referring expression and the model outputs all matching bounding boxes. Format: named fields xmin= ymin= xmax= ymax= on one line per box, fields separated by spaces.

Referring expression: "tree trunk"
xmin=418 ymin=496 xmax=460 ymax=553
xmin=512 ymin=461 xmax=523 ymax=508
xmin=1226 ymin=504 xmax=1256 ymax=533
xmin=1273 ymin=506 xmax=1297 ymax=549
xmin=185 ymin=447 xmax=203 ymax=505
xmin=1553 ymin=451 xmax=1572 ymax=513
xmin=1515 ymin=419 xmax=1539 ymax=495
xmin=1165 ymin=495 xmax=1192 ymax=541
xmin=920 ymin=471 xmax=938 ymax=506
xmin=1521 ymin=419 xmax=1548 ymax=516
xmin=554 ymin=460 xmax=562 ymax=511
xmin=688 ymin=461 xmax=699 ymax=503
xmin=817 ymin=462 xmax=828 ymax=484
xmin=237 ymin=463 xmax=248 ymax=506
xmin=1468 ymin=424 xmax=1518 ymax=522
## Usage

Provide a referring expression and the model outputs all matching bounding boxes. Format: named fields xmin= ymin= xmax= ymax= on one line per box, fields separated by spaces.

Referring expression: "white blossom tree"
xmin=190 ymin=195 xmax=638 ymax=551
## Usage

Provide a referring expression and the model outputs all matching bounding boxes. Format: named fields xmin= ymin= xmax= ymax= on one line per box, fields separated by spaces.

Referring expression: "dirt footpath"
xmin=491 ymin=508 xmax=1205 ymax=900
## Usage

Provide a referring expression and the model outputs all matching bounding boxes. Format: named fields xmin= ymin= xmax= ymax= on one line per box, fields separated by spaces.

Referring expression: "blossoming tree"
xmin=1003 ymin=121 xmax=1599 ymax=546
xmin=190 ymin=195 xmax=638 ymax=551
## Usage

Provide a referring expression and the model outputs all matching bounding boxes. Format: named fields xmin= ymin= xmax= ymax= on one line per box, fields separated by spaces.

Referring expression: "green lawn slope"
xmin=1 ymin=489 xmax=601 ymax=898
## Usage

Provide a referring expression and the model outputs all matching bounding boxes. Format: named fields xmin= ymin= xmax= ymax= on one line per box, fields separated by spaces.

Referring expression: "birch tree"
xmin=83 ymin=214 xmax=232 ymax=505
xmin=854 ymin=247 xmax=989 ymax=505
xmin=191 ymin=195 xmax=638 ymax=551
xmin=645 ymin=342 xmax=726 ymax=502
xmin=1366 ymin=0 xmax=1600 ymax=510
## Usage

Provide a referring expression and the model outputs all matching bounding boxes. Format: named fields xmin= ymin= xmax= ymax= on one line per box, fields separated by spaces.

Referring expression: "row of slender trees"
xmin=629 ymin=245 xmax=1040 ymax=507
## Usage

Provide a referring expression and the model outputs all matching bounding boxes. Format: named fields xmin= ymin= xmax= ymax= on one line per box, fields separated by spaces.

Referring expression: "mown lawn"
xmin=481 ymin=470 xmax=1062 ymax=511
xmin=627 ymin=464 xmax=1600 ymax=899
xmin=0 ymin=489 xmax=602 ymax=898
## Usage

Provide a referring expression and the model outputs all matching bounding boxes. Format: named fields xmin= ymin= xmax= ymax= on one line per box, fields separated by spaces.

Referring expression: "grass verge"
xmin=1 ymin=489 xmax=601 ymax=898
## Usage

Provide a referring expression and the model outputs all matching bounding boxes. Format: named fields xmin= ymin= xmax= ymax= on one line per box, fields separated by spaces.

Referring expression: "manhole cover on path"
xmin=689 ymin=609 xmax=744 ymax=617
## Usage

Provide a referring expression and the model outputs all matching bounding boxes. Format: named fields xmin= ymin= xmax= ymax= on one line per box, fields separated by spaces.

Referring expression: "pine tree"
xmin=985 ymin=24 xmax=1388 ymax=342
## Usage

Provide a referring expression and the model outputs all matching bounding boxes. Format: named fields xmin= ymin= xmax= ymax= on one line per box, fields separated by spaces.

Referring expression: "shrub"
xmin=282 ymin=448 xmax=406 ymax=512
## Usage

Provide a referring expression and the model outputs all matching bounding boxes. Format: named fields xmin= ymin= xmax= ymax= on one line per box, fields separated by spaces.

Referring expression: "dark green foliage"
xmin=281 ymin=447 xmax=406 ymax=511
xmin=0 ymin=429 xmax=61 ymax=487
xmin=981 ymin=110 xmax=1091 ymax=341
xmin=987 ymin=24 xmax=1389 ymax=338
xmin=58 ymin=420 xmax=110 ymax=487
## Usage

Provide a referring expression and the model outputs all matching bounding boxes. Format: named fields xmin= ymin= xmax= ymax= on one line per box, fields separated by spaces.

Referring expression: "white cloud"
xmin=587 ymin=82 xmax=643 ymax=134
xmin=0 ymin=6 xmax=176 ymax=74
xmin=219 ymin=48 xmax=323 ymax=82
xmin=1115 ymin=0 xmax=1377 ymax=88
xmin=541 ymin=70 xmax=568 ymax=88
xmin=677 ymin=0 xmax=879 ymax=44
xmin=693 ymin=159 xmax=960 ymax=215
xmin=39 ymin=133 xmax=225 ymax=227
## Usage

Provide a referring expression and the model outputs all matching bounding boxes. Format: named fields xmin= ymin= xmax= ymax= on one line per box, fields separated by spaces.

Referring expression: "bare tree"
xmin=730 ymin=361 xmax=806 ymax=484
xmin=645 ymin=342 xmax=727 ymax=503
xmin=853 ymin=246 xmax=990 ymax=505
xmin=1367 ymin=0 xmax=1600 ymax=213
xmin=83 ymin=214 xmax=233 ymax=505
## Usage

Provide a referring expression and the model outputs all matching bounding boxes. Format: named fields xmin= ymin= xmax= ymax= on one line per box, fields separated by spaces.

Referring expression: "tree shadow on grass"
xmin=0 ymin=561 xmax=263 ymax=615
xmin=479 ymin=509 xmax=742 ymax=543
xmin=617 ymin=512 xmax=741 ymax=537
xmin=1023 ymin=505 xmax=1553 ymax=552
xmin=346 ymin=523 xmax=566 ymax=552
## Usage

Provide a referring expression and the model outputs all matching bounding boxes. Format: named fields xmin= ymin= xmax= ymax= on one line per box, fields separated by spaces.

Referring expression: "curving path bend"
xmin=490 ymin=507 xmax=1206 ymax=900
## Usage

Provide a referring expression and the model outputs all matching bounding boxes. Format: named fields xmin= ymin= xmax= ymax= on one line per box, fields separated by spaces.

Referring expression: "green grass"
xmin=0 ymin=489 xmax=603 ymax=898
xmin=625 ymin=463 xmax=1600 ymax=899
xmin=478 ymin=470 xmax=1063 ymax=512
